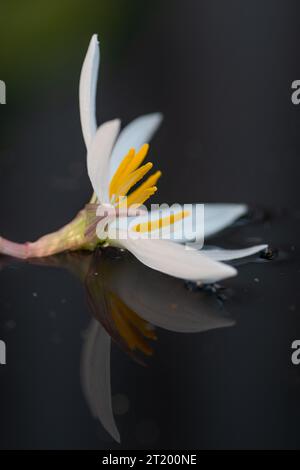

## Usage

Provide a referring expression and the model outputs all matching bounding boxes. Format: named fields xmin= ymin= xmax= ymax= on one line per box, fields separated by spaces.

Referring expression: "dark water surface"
xmin=0 ymin=210 xmax=299 ymax=449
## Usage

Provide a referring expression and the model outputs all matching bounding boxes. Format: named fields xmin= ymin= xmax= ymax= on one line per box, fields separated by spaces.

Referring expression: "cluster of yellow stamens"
xmin=107 ymin=144 xmax=190 ymax=235
xmin=109 ymin=144 xmax=161 ymax=207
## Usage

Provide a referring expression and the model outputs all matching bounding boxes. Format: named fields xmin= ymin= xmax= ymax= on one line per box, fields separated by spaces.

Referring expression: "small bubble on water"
xmin=32 ymin=292 xmax=38 ymax=298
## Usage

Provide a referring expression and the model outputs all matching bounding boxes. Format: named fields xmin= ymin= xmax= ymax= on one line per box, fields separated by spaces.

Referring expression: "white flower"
xmin=80 ymin=35 xmax=267 ymax=284
xmin=0 ymin=34 xmax=267 ymax=279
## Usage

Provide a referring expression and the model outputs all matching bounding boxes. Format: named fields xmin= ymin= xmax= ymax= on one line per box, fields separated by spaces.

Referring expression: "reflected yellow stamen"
xmin=133 ymin=210 xmax=190 ymax=233
xmin=110 ymin=293 xmax=156 ymax=355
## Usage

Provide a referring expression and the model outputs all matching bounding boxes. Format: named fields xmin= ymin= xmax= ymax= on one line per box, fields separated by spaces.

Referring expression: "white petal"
xmin=117 ymin=237 xmax=237 ymax=283
xmin=202 ymin=244 xmax=268 ymax=261
xmin=109 ymin=205 xmax=201 ymax=244
xmin=80 ymin=319 xmax=120 ymax=443
xmin=79 ymin=34 xmax=100 ymax=149
xmin=87 ymin=119 xmax=120 ymax=202
xmin=204 ymin=203 xmax=247 ymax=237
xmin=112 ymin=203 xmax=247 ymax=245
xmin=109 ymin=113 xmax=163 ymax=179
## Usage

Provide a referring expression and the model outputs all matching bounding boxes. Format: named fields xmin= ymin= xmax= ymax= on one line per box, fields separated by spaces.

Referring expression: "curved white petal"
xmin=80 ymin=319 xmax=120 ymax=443
xmin=111 ymin=203 xmax=247 ymax=245
xmin=202 ymin=244 xmax=268 ymax=261
xmin=87 ymin=119 xmax=120 ymax=202
xmin=109 ymin=205 xmax=201 ymax=244
xmin=116 ymin=237 xmax=237 ymax=283
xmin=109 ymin=113 xmax=163 ymax=179
xmin=79 ymin=34 xmax=100 ymax=148
xmin=204 ymin=203 xmax=247 ymax=237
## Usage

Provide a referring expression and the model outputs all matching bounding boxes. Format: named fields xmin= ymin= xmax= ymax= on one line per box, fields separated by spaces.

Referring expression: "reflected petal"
xmin=101 ymin=254 xmax=235 ymax=333
xmin=80 ymin=319 xmax=120 ymax=443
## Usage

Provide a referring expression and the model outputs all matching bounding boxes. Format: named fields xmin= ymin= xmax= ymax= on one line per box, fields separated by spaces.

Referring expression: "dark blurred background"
xmin=0 ymin=0 xmax=299 ymax=242
xmin=0 ymin=0 xmax=300 ymax=450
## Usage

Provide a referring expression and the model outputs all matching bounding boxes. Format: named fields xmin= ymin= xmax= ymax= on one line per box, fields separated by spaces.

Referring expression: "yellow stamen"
xmin=109 ymin=148 xmax=135 ymax=200
xmin=109 ymin=143 xmax=161 ymax=207
xmin=133 ymin=210 xmax=190 ymax=233
xmin=126 ymin=186 xmax=157 ymax=207
xmin=116 ymin=162 xmax=153 ymax=200
xmin=123 ymin=144 xmax=149 ymax=175
xmin=126 ymin=171 xmax=161 ymax=206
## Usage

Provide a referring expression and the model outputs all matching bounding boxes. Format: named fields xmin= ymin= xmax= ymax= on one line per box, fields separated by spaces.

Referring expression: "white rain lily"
xmin=80 ymin=35 xmax=267 ymax=283
xmin=0 ymin=34 xmax=267 ymax=285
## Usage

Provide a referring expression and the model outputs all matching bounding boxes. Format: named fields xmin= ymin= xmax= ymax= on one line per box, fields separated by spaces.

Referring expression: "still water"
xmin=0 ymin=209 xmax=299 ymax=449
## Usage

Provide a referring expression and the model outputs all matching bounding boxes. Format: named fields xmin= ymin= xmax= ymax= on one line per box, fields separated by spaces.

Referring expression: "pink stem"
xmin=0 ymin=236 xmax=29 ymax=259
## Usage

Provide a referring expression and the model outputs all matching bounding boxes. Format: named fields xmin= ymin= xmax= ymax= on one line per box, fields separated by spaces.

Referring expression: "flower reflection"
xmin=31 ymin=249 xmax=234 ymax=442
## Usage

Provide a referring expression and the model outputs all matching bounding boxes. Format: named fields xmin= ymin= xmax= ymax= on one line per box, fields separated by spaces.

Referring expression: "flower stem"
xmin=0 ymin=205 xmax=99 ymax=259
